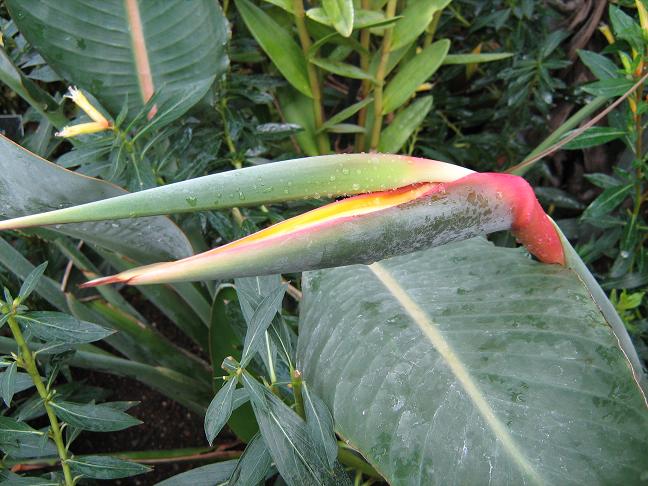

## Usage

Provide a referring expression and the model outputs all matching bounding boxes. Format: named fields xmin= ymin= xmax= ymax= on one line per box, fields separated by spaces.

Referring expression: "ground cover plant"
xmin=0 ymin=1 xmax=646 ymax=485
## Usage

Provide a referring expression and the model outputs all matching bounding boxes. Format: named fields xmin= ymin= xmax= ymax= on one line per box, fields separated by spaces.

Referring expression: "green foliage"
xmin=0 ymin=1 xmax=645 ymax=485
xmin=0 ymin=267 xmax=147 ymax=484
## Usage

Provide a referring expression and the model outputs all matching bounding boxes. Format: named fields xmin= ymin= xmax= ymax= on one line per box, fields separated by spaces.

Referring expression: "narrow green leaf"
xmin=243 ymin=375 xmax=351 ymax=485
xmin=584 ymin=173 xmax=623 ymax=190
xmin=302 ymin=383 xmax=338 ymax=468
xmin=0 ymin=473 xmax=59 ymax=485
xmin=318 ymin=97 xmax=373 ymax=133
xmin=277 ymin=86 xmax=322 ymax=156
xmin=562 ymin=126 xmax=625 ymax=150
xmin=155 ymin=460 xmax=238 ymax=486
xmin=229 ymin=433 xmax=273 ymax=485
xmin=263 ymin=0 xmax=294 ymax=12
xmin=1 ymin=372 xmax=34 ymax=396
xmin=67 ymin=455 xmax=151 ymax=480
xmin=391 ymin=0 xmax=451 ymax=51
xmin=310 ymin=57 xmax=375 ymax=81
xmin=240 ymin=285 xmax=287 ymax=367
xmin=582 ymin=78 xmax=636 ymax=98
xmin=382 ymin=39 xmax=450 ymax=114
xmin=18 ymin=262 xmax=47 ymax=303
xmin=443 ymin=52 xmax=513 ymax=64
xmin=235 ymin=0 xmax=313 ymax=98
xmin=0 ymin=362 xmax=17 ymax=407
xmin=0 ymin=48 xmax=66 ymax=129
xmin=209 ymin=285 xmax=259 ymax=442
xmin=609 ymin=4 xmax=644 ymax=52
xmin=0 ymin=416 xmax=56 ymax=459
xmin=322 ymin=0 xmax=355 ymax=37
xmin=204 ymin=378 xmax=237 ymax=445
xmin=0 ymin=238 xmax=67 ymax=312
xmin=577 ymin=50 xmax=619 ymax=80
xmin=379 ymin=96 xmax=433 ymax=153
xmin=581 ymin=184 xmax=633 ymax=221
xmin=17 ymin=312 xmax=114 ymax=344
xmin=534 ymin=187 xmax=584 ymax=210
xmin=50 ymin=400 xmax=141 ymax=432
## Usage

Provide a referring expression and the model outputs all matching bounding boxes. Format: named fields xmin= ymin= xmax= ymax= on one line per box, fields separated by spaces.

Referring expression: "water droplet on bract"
xmin=262 ymin=186 xmax=273 ymax=193
xmin=238 ymin=191 xmax=245 ymax=201
xmin=352 ymin=183 xmax=360 ymax=191
xmin=329 ymin=175 xmax=336 ymax=182
xmin=185 ymin=196 xmax=198 ymax=207
xmin=342 ymin=168 xmax=350 ymax=175
xmin=284 ymin=189 xmax=289 ymax=194
xmin=620 ymin=250 xmax=630 ymax=259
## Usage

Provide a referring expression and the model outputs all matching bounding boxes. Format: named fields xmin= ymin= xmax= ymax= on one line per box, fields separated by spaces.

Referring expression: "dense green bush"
xmin=0 ymin=1 xmax=646 ymax=485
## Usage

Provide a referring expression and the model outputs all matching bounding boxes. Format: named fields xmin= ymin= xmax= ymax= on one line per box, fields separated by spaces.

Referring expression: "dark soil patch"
xmin=71 ymin=370 xmax=210 ymax=485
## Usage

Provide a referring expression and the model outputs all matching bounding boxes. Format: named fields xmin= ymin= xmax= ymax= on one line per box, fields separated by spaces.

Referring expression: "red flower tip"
xmin=449 ymin=173 xmax=565 ymax=265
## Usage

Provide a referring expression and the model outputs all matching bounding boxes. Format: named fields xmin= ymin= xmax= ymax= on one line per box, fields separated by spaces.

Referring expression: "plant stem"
xmin=630 ymin=73 xmax=645 ymax=271
xmin=6 ymin=314 xmax=74 ymax=486
xmin=290 ymin=369 xmax=305 ymax=419
xmin=292 ymin=0 xmax=329 ymax=154
xmin=355 ymin=0 xmax=372 ymax=151
xmin=369 ymin=0 xmax=398 ymax=151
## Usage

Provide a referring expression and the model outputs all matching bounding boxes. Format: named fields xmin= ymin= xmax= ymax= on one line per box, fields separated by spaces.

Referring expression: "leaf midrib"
xmin=368 ymin=261 xmax=544 ymax=485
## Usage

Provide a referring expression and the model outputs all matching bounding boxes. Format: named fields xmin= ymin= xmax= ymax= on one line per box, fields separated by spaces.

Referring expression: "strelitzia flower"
xmin=0 ymin=154 xmax=565 ymax=287
xmin=55 ymin=86 xmax=112 ymax=138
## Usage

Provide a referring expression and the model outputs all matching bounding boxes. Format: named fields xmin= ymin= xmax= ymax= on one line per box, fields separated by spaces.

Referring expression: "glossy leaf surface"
xmin=298 ymin=238 xmax=648 ymax=484
xmin=6 ymin=0 xmax=228 ymax=120
xmin=0 ymin=135 xmax=193 ymax=263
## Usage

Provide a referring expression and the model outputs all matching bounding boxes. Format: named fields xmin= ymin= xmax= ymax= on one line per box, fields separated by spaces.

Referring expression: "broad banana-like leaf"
xmin=297 ymin=237 xmax=648 ymax=485
xmin=6 ymin=0 xmax=229 ymax=120
xmin=0 ymin=135 xmax=192 ymax=263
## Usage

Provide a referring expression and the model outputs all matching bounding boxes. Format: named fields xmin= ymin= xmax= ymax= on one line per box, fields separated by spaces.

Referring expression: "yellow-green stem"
xmin=355 ymin=0 xmax=372 ymax=151
xmin=292 ymin=0 xmax=329 ymax=154
xmin=7 ymin=314 xmax=74 ymax=486
xmin=424 ymin=10 xmax=442 ymax=47
xmin=369 ymin=0 xmax=398 ymax=151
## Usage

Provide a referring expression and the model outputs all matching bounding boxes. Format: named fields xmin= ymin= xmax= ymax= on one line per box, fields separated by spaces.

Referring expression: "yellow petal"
xmin=598 ymin=23 xmax=615 ymax=45
xmin=64 ymin=86 xmax=110 ymax=127
xmin=55 ymin=122 xmax=110 ymax=138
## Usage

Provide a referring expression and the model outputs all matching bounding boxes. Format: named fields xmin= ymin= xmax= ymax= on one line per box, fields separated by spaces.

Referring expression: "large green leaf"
xmin=297 ymin=238 xmax=648 ymax=484
xmin=6 ymin=0 xmax=228 ymax=120
xmin=236 ymin=0 xmax=313 ymax=98
xmin=382 ymin=39 xmax=449 ymax=114
xmin=0 ymin=135 xmax=192 ymax=263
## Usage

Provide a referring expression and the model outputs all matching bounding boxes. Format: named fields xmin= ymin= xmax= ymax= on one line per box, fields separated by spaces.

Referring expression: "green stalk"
xmin=355 ymin=0 xmax=372 ymax=151
xmin=369 ymin=0 xmax=398 ymax=151
xmin=292 ymin=0 xmax=329 ymax=154
xmin=290 ymin=369 xmax=305 ymax=419
xmin=630 ymin=73 xmax=645 ymax=270
xmin=6 ymin=313 xmax=74 ymax=486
